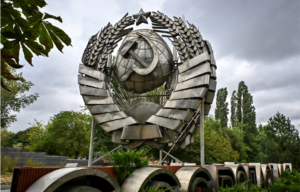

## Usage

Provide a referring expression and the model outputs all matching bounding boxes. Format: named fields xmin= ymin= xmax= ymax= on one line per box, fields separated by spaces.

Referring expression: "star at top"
xmin=133 ymin=9 xmax=151 ymax=26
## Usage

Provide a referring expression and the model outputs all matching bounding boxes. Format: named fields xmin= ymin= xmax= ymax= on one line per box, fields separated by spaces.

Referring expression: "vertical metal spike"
xmin=107 ymin=54 xmax=112 ymax=68
xmin=173 ymin=46 xmax=178 ymax=62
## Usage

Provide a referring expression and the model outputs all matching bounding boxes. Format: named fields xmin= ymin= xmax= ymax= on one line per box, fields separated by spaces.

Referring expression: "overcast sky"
xmin=8 ymin=0 xmax=300 ymax=132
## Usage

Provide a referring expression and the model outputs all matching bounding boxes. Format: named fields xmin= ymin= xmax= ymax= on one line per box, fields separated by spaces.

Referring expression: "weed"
xmin=1 ymin=156 xmax=19 ymax=173
xmin=24 ymin=158 xmax=45 ymax=167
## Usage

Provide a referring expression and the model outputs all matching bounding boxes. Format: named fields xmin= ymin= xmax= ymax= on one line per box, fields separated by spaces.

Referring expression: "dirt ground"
xmin=1 ymin=172 xmax=13 ymax=185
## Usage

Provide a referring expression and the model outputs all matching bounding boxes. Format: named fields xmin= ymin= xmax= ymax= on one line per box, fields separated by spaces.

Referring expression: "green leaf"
xmin=45 ymin=23 xmax=72 ymax=46
xmin=48 ymin=29 xmax=64 ymax=53
xmin=21 ymin=43 xmax=34 ymax=66
xmin=3 ymin=57 xmax=24 ymax=69
xmin=1 ymin=34 xmax=8 ymax=44
xmin=30 ymin=21 xmax=41 ymax=40
xmin=25 ymin=40 xmax=48 ymax=56
xmin=3 ymin=40 xmax=20 ymax=62
xmin=39 ymin=23 xmax=53 ymax=51
xmin=1 ymin=78 xmax=11 ymax=92
xmin=43 ymin=13 xmax=63 ymax=23
xmin=29 ymin=0 xmax=47 ymax=8
xmin=1 ymin=31 xmax=17 ymax=39
xmin=1 ymin=48 xmax=18 ymax=59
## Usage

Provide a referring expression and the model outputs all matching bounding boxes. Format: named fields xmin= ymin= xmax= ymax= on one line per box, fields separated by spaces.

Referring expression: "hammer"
xmin=119 ymin=41 xmax=158 ymax=78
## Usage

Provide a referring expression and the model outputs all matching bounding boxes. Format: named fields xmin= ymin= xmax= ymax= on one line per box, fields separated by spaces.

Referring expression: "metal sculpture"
xmin=78 ymin=9 xmax=217 ymax=151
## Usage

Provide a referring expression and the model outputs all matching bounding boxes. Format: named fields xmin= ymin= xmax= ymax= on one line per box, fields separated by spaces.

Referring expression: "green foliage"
xmin=230 ymin=81 xmax=258 ymax=162
xmin=184 ymin=116 xmax=239 ymax=164
xmin=1 ymin=69 xmax=38 ymax=129
xmin=215 ymin=87 xmax=229 ymax=127
xmin=94 ymin=123 xmax=119 ymax=155
xmin=141 ymin=185 xmax=176 ymax=192
xmin=28 ymin=111 xmax=91 ymax=158
xmin=258 ymin=112 xmax=300 ymax=168
xmin=268 ymin=170 xmax=300 ymax=192
xmin=1 ymin=0 xmax=72 ymax=91
xmin=24 ymin=158 xmax=45 ymax=167
xmin=217 ymin=181 xmax=266 ymax=192
xmin=105 ymin=147 xmax=150 ymax=185
xmin=1 ymin=156 xmax=19 ymax=172
xmin=0 ymin=129 xmax=15 ymax=147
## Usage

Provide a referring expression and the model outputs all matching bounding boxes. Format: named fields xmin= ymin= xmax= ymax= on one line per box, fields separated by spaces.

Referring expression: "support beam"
xmin=92 ymin=145 xmax=122 ymax=164
xmin=200 ymin=99 xmax=205 ymax=165
xmin=88 ymin=118 xmax=95 ymax=167
xmin=161 ymin=149 xmax=183 ymax=164
xmin=159 ymin=150 xmax=162 ymax=165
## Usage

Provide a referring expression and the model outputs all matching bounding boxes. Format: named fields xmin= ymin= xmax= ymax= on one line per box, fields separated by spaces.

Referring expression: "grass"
xmin=24 ymin=158 xmax=45 ymax=167
xmin=1 ymin=156 xmax=19 ymax=173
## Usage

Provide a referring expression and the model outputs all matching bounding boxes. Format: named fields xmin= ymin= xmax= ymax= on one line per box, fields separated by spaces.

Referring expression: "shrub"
xmin=268 ymin=170 xmax=300 ymax=192
xmin=141 ymin=186 xmax=175 ymax=192
xmin=217 ymin=181 xmax=266 ymax=192
xmin=105 ymin=147 xmax=151 ymax=185
xmin=1 ymin=156 xmax=19 ymax=173
xmin=24 ymin=158 xmax=45 ymax=167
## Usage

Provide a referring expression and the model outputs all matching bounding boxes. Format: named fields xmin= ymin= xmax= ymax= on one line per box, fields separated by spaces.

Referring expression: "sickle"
xmin=132 ymin=32 xmax=159 ymax=76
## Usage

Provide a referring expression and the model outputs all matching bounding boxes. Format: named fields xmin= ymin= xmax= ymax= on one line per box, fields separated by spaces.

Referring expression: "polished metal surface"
xmin=79 ymin=87 xmax=109 ymax=97
xmin=87 ymin=104 xmax=120 ymax=114
xmin=176 ymin=167 xmax=212 ymax=192
xmin=158 ymin=130 xmax=176 ymax=143
xmin=211 ymin=66 xmax=217 ymax=80
xmin=124 ymin=100 xmax=161 ymax=124
xmin=175 ymin=74 xmax=210 ymax=91
xmin=146 ymin=115 xmax=186 ymax=131
xmin=283 ymin=163 xmax=292 ymax=171
xmin=114 ymin=29 xmax=172 ymax=93
xmin=79 ymin=64 xmax=107 ymax=81
xmin=268 ymin=163 xmax=279 ymax=182
xmin=25 ymin=168 xmax=120 ymax=192
xmin=204 ymin=104 xmax=211 ymax=115
xmin=111 ymin=131 xmax=130 ymax=144
xmin=65 ymin=185 xmax=101 ymax=192
xmin=178 ymin=62 xmax=211 ymax=83
xmin=100 ymin=117 xmax=137 ymax=132
xmin=205 ymin=91 xmax=215 ymax=104
xmin=121 ymin=167 xmax=180 ymax=192
xmin=82 ymin=96 xmax=114 ymax=105
xmin=248 ymin=163 xmax=262 ymax=187
xmin=261 ymin=164 xmax=272 ymax=188
xmin=133 ymin=8 xmax=151 ymax=26
xmin=164 ymin=99 xmax=202 ymax=110
xmin=93 ymin=111 xmax=127 ymax=124
xmin=169 ymin=87 xmax=207 ymax=100
xmin=156 ymin=109 xmax=194 ymax=121
xmin=208 ymin=79 xmax=217 ymax=92
xmin=224 ymin=164 xmax=248 ymax=184
xmin=121 ymin=125 xmax=162 ymax=140
xmin=78 ymin=75 xmax=107 ymax=89
xmin=178 ymin=52 xmax=210 ymax=73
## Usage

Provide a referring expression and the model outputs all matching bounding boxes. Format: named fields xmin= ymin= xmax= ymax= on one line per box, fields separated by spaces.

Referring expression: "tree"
xmin=1 ymin=69 xmax=38 ymax=129
xmin=1 ymin=0 xmax=72 ymax=91
xmin=215 ymin=87 xmax=229 ymax=128
xmin=258 ymin=112 xmax=300 ymax=168
xmin=46 ymin=111 xmax=91 ymax=158
xmin=230 ymin=81 xmax=258 ymax=162
xmin=0 ymin=129 xmax=15 ymax=147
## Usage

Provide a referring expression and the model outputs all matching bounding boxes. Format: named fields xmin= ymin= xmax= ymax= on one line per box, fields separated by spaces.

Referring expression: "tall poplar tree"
xmin=230 ymin=81 xmax=258 ymax=162
xmin=215 ymin=88 xmax=229 ymax=128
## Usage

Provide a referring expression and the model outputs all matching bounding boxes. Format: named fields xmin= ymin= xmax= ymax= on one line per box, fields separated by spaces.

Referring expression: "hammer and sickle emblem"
xmin=119 ymin=32 xmax=159 ymax=81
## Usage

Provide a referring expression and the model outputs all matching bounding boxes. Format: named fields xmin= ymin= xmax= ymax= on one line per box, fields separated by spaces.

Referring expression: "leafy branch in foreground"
xmin=1 ymin=0 xmax=72 ymax=91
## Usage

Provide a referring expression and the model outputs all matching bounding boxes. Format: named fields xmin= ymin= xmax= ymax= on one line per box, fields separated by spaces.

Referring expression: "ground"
xmin=1 ymin=172 xmax=13 ymax=185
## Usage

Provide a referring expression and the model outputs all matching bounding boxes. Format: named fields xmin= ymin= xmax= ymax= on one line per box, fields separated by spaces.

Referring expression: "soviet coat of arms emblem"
xmin=79 ymin=9 xmax=217 ymax=150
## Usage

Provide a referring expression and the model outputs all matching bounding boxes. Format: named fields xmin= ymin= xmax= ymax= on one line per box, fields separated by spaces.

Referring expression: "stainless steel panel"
xmin=211 ymin=66 xmax=217 ymax=80
xmin=204 ymin=104 xmax=211 ymax=115
xmin=178 ymin=52 xmax=210 ymax=73
xmin=82 ymin=96 xmax=114 ymax=105
xmin=261 ymin=164 xmax=272 ymax=187
xmin=156 ymin=109 xmax=194 ymax=121
xmin=112 ymin=131 xmax=129 ymax=144
xmin=178 ymin=62 xmax=211 ymax=83
xmin=249 ymin=163 xmax=262 ymax=187
xmin=268 ymin=163 xmax=279 ymax=182
xmin=25 ymin=168 xmax=120 ymax=192
xmin=283 ymin=163 xmax=292 ymax=171
xmin=94 ymin=111 xmax=127 ymax=124
xmin=87 ymin=104 xmax=120 ymax=114
xmin=121 ymin=167 xmax=181 ymax=192
xmin=170 ymin=87 xmax=207 ymax=100
xmin=78 ymin=74 xmax=107 ymax=89
xmin=224 ymin=164 xmax=248 ymax=184
xmin=125 ymin=101 xmax=161 ymax=124
xmin=101 ymin=117 xmax=137 ymax=132
xmin=175 ymin=167 xmax=212 ymax=192
xmin=175 ymin=74 xmax=210 ymax=91
xmin=79 ymin=64 xmax=107 ymax=81
xmin=158 ymin=130 xmax=175 ymax=144
xmin=146 ymin=115 xmax=185 ymax=131
xmin=79 ymin=86 xmax=110 ymax=97
xmin=121 ymin=125 xmax=162 ymax=140
xmin=189 ymin=123 xmax=200 ymax=135
xmin=205 ymin=91 xmax=215 ymax=104
xmin=164 ymin=99 xmax=201 ymax=110
xmin=208 ymin=79 xmax=217 ymax=92
xmin=180 ymin=134 xmax=194 ymax=149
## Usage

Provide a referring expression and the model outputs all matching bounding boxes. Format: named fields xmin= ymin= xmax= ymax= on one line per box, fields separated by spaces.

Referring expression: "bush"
xmin=24 ymin=158 xmax=45 ymax=167
xmin=141 ymin=186 xmax=175 ymax=192
xmin=268 ymin=170 xmax=300 ymax=192
xmin=216 ymin=181 xmax=266 ymax=192
xmin=1 ymin=156 xmax=19 ymax=172
xmin=105 ymin=147 xmax=151 ymax=185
